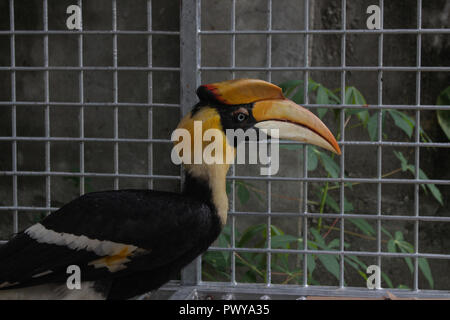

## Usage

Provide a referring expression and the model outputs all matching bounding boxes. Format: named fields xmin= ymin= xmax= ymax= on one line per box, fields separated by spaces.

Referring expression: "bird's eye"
xmin=235 ymin=112 xmax=248 ymax=123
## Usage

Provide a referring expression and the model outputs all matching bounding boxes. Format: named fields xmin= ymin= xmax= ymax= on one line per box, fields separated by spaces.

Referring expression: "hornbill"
xmin=0 ymin=79 xmax=340 ymax=299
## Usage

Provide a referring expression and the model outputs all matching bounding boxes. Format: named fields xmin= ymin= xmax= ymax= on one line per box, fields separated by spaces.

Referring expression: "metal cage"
xmin=0 ymin=0 xmax=449 ymax=300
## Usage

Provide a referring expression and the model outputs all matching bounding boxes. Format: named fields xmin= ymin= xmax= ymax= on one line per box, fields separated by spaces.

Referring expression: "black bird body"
xmin=0 ymin=173 xmax=221 ymax=299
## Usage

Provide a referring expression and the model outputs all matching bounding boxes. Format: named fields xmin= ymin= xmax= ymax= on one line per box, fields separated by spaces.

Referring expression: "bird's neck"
xmin=182 ymin=163 xmax=230 ymax=225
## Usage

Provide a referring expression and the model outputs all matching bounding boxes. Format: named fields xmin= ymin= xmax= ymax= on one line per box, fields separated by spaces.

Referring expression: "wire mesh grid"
xmin=0 ymin=0 xmax=181 ymax=238
xmin=181 ymin=0 xmax=450 ymax=299
xmin=0 ymin=0 xmax=449 ymax=299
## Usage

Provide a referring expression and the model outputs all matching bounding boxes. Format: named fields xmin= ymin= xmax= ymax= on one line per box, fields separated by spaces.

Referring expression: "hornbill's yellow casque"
xmin=0 ymin=79 xmax=340 ymax=299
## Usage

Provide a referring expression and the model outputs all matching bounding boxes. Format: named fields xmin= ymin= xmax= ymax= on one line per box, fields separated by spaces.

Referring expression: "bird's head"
xmin=173 ymin=79 xmax=341 ymax=224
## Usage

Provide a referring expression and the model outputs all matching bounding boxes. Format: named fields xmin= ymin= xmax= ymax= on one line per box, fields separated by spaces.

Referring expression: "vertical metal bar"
xmin=147 ymin=0 xmax=153 ymax=190
xmin=180 ymin=0 xmax=200 ymax=117
xmin=377 ymin=0 xmax=384 ymax=285
xmin=230 ymin=0 xmax=236 ymax=285
xmin=302 ymin=0 xmax=309 ymax=287
xmin=43 ymin=0 xmax=51 ymax=215
xmin=414 ymin=0 xmax=422 ymax=292
xmin=78 ymin=0 xmax=85 ymax=195
xmin=112 ymin=0 xmax=119 ymax=190
xmin=9 ymin=0 xmax=18 ymax=234
xmin=180 ymin=0 xmax=201 ymax=285
xmin=339 ymin=0 xmax=346 ymax=288
xmin=265 ymin=0 xmax=272 ymax=287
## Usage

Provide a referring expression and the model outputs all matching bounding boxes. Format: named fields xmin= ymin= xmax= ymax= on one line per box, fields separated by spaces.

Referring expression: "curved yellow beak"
xmin=252 ymin=99 xmax=341 ymax=155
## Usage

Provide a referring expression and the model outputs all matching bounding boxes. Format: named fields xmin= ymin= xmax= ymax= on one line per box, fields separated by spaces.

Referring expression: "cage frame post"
xmin=179 ymin=0 xmax=202 ymax=286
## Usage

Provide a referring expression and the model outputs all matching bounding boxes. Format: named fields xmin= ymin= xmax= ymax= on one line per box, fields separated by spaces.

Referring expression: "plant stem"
xmin=317 ymin=178 xmax=329 ymax=232
xmin=327 ymin=167 xmax=403 ymax=191
xmin=233 ymin=252 xmax=265 ymax=278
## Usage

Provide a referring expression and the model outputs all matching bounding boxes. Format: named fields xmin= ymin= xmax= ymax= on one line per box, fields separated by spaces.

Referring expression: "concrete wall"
xmin=0 ymin=0 xmax=448 ymax=290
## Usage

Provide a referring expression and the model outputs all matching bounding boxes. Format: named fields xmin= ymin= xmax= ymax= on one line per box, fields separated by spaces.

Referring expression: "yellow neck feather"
xmin=176 ymin=107 xmax=235 ymax=225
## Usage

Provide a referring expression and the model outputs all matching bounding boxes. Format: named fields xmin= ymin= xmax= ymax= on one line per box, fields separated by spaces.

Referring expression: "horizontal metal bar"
xmin=199 ymin=28 xmax=450 ymax=35
xmin=3 ymin=28 xmax=450 ymax=36
xmin=207 ymin=246 xmax=450 ymax=260
xmin=279 ymin=140 xmax=450 ymax=148
xmin=201 ymin=66 xmax=450 ymax=72
xmin=168 ymin=287 xmax=197 ymax=300
xmin=225 ymin=175 xmax=450 ymax=185
xmin=147 ymin=281 xmax=450 ymax=300
xmin=0 ymin=136 xmax=173 ymax=144
xmin=1 ymin=207 xmax=448 ymax=223
xmin=0 ymin=206 xmax=58 ymax=212
xmin=1 ymin=136 xmax=448 ymax=148
xmin=329 ymin=141 xmax=449 ymax=148
xmin=191 ymin=282 xmax=450 ymax=299
xmin=0 ymin=101 xmax=180 ymax=108
xmin=302 ymin=104 xmax=450 ymax=111
xmin=228 ymin=211 xmax=450 ymax=222
xmin=0 ymin=30 xmax=179 ymax=35
xmin=6 ymin=65 xmax=448 ymax=73
xmin=1 ymin=101 xmax=448 ymax=111
xmin=0 ymin=171 xmax=180 ymax=180
xmin=0 ymin=171 xmax=447 ymax=185
xmin=0 ymin=66 xmax=180 ymax=71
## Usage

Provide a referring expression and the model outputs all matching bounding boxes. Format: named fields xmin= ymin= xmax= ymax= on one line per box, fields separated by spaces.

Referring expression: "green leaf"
xmin=437 ymin=86 xmax=450 ymax=105
xmin=308 ymin=147 xmax=319 ymax=171
xmin=437 ymin=86 xmax=450 ymax=140
xmin=368 ymin=113 xmax=379 ymax=141
xmin=345 ymin=87 xmax=355 ymax=105
xmin=348 ymin=218 xmax=375 ymax=236
xmin=395 ymin=231 xmax=404 ymax=241
xmin=344 ymin=256 xmax=361 ymax=272
xmin=398 ymin=245 xmax=414 ymax=273
xmin=238 ymin=224 xmax=266 ymax=247
xmin=310 ymin=228 xmax=326 ymax=247
xmin=318 ymin=152 xmax=340 ymax=178
xmin=381 ymin=226 xmax=393 ymax=239
xmin=347 ymin=255 xmax=368 ymax=270
xmin=316 ymin=85 xmax=329 ymax=104
xmin=226 ymin=181 xmax=232 ymax=195
xmin=324 ymin=87 xmax=341 ymax=104
xmin=324 ymin=194 xmax=339 ymax=212
xmin=419 ymin=258 xmax=434 ymax=289
xmin=269 ymin=224 xmax=285 ymax=237
xmin=291 ymin=88 xmax=305 ymax=105
xmin=317 ymin=108 xmax=328 ymax=119
xmin=310 ymin=227 xmax=341 ymax=279
xmin=307 ymin=255 xmax=316 ymax=276
xmin=343 ymin=197 xmax=354 ymax=212
xmin=393 ymin=151 xmax=411 ymax=172
xmin=307 ymin=78 xmax=320 ymax=92
xmin=393 ymin=151 xmax=443 ymax=206
xmin=353 ymin=87 xmax=367 ymax=105
xmin=397 ymin=284 xmax=410 ymax=289
xmin=425 ymin=182 xmax=443 ymax=206
xmin=344 ymin=86 xmax=367 ymax=105
xmin=436 ymin=110 xmax=450 ymax=140
xmin=317 ymin=254 xmax=341 ymax=281
xmin=279 ymin=80 xmax=302 ymax=94
xmin=357 ymin=110 xmax=370 ymax=125
xmin=381 ymin=271 xmax=394 ymax=288
xmin=418 ymin=169 xmax=444 ymax=206
xmin=271 ymin=235 xmax=299 ymax=249
xmin=327 ymin=238 xmax=340 ymax=249
xmin=237 ymin=183 xmax=250 ymax=204
xmin=387 ymin=239 xmax=396 ymax=253
xmin=388 ymin=109 xmax=415 ymax=138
